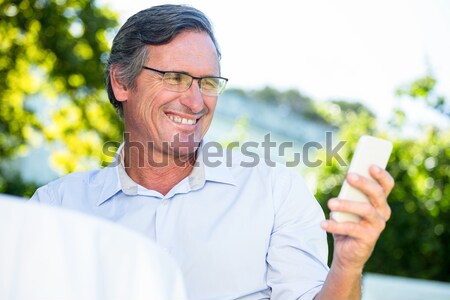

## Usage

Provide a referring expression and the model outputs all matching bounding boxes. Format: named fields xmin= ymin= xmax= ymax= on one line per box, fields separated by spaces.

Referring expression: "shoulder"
xmin=30 ymin=167 xmax=117 ymax=205
xmin=46 ymin=168 xmax=106 ymax=191
xmin=225 ymin=149 xmax=304 ymax=186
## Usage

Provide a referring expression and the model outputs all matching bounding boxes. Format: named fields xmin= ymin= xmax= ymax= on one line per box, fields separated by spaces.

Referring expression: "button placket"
xmin=154 ymin=197 xmax=171 ymax=248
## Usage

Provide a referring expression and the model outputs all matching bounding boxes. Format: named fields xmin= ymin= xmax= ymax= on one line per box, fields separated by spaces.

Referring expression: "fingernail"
xmin=347 ymin=173 xmax=359 ymax=182
xmin=372 ymin=165 xmax=381 ymax=173
xmin=329 ymin=199 xmax=339 ymax=208
xmin=320 ymin=221 xmax=329 ymax=229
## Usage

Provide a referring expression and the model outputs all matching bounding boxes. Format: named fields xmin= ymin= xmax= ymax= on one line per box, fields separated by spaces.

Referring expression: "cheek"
xmin=135 ymin=83 xmax=164 ymax=122
xmin=200 ymin=97 xmax=217 ymax=133
xmin=204 ymin=96 xmax=218 ymax=115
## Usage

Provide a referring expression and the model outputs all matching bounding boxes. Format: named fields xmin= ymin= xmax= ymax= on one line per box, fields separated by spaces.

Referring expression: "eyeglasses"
xmin=142 ymin=66 xmax=228 ymax=96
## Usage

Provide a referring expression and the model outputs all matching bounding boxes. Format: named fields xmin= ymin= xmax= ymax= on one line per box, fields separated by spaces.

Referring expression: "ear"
xmin=110 ymin=66 xmax=129 ymax=102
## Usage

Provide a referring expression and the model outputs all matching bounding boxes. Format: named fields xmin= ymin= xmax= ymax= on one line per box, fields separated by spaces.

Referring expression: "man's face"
xmin=121 ymin=31 xmax=220 ymax=157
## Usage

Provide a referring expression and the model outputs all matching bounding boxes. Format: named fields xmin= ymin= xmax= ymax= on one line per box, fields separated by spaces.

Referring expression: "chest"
xmin=108 ymin=182 xmax=275 ymax=298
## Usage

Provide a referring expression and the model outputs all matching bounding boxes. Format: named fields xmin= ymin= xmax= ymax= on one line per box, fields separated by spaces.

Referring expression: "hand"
xmin=321 ymin=165 xmax=395 ymax=272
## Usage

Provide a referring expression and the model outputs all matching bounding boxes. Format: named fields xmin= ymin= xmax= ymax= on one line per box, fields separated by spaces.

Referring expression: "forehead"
xmin=146 ymin=31 xmax=220 ymax=76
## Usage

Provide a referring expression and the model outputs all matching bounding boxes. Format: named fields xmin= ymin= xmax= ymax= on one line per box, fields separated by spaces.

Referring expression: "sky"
xmin=98 ymin=0 xmax=450 ymax=126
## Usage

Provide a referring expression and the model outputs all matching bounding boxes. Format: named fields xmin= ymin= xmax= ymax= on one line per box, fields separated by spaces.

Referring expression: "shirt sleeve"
xmin=266 ymin=166 xmax=329 ymax=300
xmin=29 ymin=184 xmax=57 ymax=205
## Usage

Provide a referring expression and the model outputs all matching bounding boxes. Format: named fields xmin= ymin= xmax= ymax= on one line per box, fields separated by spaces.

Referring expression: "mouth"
xmin=166 ymin=113 xmax=199 ymax=126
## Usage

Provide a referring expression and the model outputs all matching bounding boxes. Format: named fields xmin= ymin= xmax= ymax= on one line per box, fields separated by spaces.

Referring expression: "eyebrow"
xmin=143 ymin=66 xmax=222 ymax=78
xmin=168 ymin=70 xmax=220 ymax=78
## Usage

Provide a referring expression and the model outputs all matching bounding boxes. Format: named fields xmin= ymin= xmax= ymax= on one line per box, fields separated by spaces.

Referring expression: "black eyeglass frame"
xmin=142 ymin=66 xmax=228 ymax=96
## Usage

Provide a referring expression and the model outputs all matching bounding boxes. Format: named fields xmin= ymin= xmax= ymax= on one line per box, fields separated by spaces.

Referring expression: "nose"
xmin=180 ymin=79 xmax=205 ymax=114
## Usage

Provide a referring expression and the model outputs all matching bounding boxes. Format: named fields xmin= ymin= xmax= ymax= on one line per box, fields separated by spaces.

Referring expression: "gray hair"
xmin=105 ymin=4 xmax=221 ymax=117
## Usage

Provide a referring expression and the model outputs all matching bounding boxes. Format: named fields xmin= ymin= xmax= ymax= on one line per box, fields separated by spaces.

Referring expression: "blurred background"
xmin=0 ymin=0 xmax=449 ymax=292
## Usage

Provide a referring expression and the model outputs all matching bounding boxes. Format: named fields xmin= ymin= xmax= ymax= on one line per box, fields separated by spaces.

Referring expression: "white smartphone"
xmin=331 ymin=135 xmax=393 ymax=223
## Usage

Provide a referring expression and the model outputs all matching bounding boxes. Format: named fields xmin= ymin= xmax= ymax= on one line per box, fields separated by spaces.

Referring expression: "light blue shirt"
xmin=30 ymin=145 xmax=329 ymax=300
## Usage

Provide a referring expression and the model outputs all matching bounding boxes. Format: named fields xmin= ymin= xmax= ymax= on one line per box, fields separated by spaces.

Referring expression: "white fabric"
xmin=0 ymin=194 xmax=187 ymax=300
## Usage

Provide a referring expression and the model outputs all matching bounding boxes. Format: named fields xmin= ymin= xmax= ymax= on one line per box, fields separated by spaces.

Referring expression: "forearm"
xmin=314 ymin=263 xmax=362 ymax=300
xmin=314 ymin=167 xmax=395 ymax=300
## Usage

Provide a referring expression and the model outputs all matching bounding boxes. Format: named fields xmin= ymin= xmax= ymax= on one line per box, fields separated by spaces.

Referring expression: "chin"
xmin=167 ymin=132 xmax=202 ymax=156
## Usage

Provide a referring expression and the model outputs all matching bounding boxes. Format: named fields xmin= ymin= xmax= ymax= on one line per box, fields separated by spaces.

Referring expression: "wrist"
xmin=331 ymin=259 xmax=364 ymax=277
xmin=316 ymin=263 xmax=363 ymax=300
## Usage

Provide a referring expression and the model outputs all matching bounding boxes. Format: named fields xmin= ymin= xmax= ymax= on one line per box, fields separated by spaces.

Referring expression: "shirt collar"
xmin=197 ymin=142 xmax=236 ymax=186
xmin=96 ymin=164 xmax=122 ymax=206
xmin=96 ymin=140 xmax=236 ymax=206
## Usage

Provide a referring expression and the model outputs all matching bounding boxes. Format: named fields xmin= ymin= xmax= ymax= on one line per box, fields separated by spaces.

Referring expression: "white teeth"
xmin=168 ymin=115 xmax=197 ymax=125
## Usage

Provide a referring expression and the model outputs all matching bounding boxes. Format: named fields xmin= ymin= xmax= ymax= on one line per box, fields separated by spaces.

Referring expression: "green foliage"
xmin=0 ymin=0 xmax=122 ymax=195
xmin=370 ymin=127 xmax=449 ymax=280
xmin=315 ymin=100 xmax=376 ymax=129
xmin=397 ymin=75 xmax=449 ymax=117
xmin=315 ymin=77 xmax=450 ymax=281
xmin=0 ymin=169 xmax=37 ymax=198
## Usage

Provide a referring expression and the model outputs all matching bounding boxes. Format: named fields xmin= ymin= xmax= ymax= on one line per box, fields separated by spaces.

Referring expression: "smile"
xmin=167 ymin=114 xmax=198 ymax=125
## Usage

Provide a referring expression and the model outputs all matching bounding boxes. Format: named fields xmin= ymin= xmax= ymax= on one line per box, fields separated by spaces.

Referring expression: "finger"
xmin=346 ymin=173 xmax=391 ymax=220
xmin=327 ymin=198 xmax=385 ymax=229
xmin=369 ymin=165 xmax=395 ymax=195
xmin=320 ymin=220 xmax=380 ymax=242
xmin=346 ymin=173 xmax=386 ymax=207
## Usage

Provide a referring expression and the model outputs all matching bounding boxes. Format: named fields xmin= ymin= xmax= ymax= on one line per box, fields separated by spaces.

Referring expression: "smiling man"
xmin=110 ymin=29 xmax=222 ymax=195
xmin=31 ymin=4 xmax=394 ymax=300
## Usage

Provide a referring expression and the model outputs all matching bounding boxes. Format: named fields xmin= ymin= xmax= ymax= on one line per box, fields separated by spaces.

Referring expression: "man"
xmin=31 ymin=4 xmax=394 ymax=300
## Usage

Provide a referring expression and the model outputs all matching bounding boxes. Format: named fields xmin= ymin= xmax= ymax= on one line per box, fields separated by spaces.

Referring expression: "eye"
xmin=164 ymin=73 xmax=188 ymax=85
xmin=201 ymin=78 xmax=220 ymax=90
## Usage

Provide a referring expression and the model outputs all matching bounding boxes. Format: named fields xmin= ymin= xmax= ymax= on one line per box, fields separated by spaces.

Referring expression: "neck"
xmin=122 ymin=143 xmax=197 ymax=195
